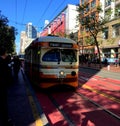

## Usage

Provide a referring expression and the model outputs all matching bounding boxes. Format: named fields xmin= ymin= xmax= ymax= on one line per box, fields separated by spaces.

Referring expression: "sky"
xmin=0 ymin=0 xmax=79 ymax=53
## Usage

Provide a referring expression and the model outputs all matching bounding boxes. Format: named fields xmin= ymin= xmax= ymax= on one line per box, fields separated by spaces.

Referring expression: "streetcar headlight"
xmin=59 ymin=70 xmax=64 ymax=75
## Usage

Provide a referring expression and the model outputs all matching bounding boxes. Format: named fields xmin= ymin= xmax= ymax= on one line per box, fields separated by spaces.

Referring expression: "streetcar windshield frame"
xmin=42 ymin=49 xmax=77 ymax=62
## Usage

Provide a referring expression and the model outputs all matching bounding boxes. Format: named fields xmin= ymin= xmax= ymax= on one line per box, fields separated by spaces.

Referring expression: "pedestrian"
xmin=13 ymin=55 xmax=21 ymax=77
xmin=104 ymin=58 xmax=108 ymax=66
xmin=0 ymin=46 xmax=14 ymax=126
xmin=115 ymin=59 xmax=118 ymax=67
xmin=5 ymin=55 xmax=13 ymax=85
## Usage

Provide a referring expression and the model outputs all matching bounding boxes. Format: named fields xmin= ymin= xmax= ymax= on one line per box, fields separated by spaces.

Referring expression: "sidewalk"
xmin=7 ymin=69 xmax=36 ymax=126
xmin=7 ymin=68 xmax=49 ymax=126
xmin=80 ymin=63 xmax=120 ymax=73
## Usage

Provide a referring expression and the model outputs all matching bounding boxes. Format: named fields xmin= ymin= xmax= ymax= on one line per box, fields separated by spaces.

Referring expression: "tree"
xmin=0 ymin=11 xmax=17 ymax=54
xmin=69 ymin=32 xmax=78 ymax=42
xmin=77 ymin=3 xmax=108 ymax=66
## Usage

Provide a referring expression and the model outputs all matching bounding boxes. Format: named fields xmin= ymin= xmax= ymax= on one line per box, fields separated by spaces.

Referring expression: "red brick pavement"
xmin=80 ymin=63 xmax=120 ymax=73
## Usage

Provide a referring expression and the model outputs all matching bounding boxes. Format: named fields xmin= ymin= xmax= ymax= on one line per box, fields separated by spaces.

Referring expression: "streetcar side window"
xmin=42 ymin=49 xmax=60 ymax=62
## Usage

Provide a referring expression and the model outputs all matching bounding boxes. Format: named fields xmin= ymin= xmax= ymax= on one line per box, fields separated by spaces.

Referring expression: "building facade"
xmin=20 ymin=31 xmax=26 ymax=54
xmin=19 ymin=23 xmax=38 ymax=54
xmin=99 ymin=0 xmax=120 ymax=59
xmin=26 ymin=22 xmax=37 ymax=38
xmin=40 ymin=4 xmax=79 ymax=39
xmin=78 ymin=0 xmax=120 ymax=61
xmin=78 ymin=0 xmax=100 ymax=55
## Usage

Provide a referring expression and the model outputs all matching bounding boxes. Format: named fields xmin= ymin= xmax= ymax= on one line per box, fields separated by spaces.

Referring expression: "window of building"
xmin=115 ymin=5 xmax=120 ymax=17
xmin=80 ymin=26 xmax=84 ymax=32
xmin=105 ymin=0 xmax=111 ymax=7
xmin=91 ymin=0 xmax=96 ymax=8
xmin=81 ymin=0 xmax=89 ymax=4
xmin=103 ymin=28 xmax=108 ymax=39
xmin=112 ymin=23 xmax=120 ymax=37
xmin=85 ymin=0 xmax=89 ymax=2
xmin=105 ymin=9 xmax=112 ymax=20
xmin=91 ymin=12 xmax=96 ymax=19
xmin=85 ymin=26 xmax=89 ymax=32
xmin=81 ymin=0 xmax=84 ymax=5
xmin=86 ymin=4 xmax=90 ymax=12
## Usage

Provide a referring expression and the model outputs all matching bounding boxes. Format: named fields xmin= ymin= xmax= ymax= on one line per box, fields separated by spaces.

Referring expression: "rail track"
xmin=38 ymin=85 xmax=120 ymax=126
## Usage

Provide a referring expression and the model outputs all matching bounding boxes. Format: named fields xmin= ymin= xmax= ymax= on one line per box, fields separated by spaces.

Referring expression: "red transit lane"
xmin=52 ymin=90 xmax=120 ymax=126
xmin=78 ymin=72 xmax=120 ymax=118
xmin=31 ymin=69 xmax=120 ymax=126
xmin=79 ymin=72 xmax=120 ymax=99
xmin=34 ymin=84 xmax=120 ymax=126
xmin=36 ymin=92 xmax=69 ymax=126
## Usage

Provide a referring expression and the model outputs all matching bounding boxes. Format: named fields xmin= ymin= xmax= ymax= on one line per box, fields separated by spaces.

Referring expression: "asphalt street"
xmin=79 ymin=67 xmax=120 ymax=80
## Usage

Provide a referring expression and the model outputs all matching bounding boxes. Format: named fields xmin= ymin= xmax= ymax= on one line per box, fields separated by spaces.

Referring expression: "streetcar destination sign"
xmin=49 ymin=42 xmax=73 ymax=48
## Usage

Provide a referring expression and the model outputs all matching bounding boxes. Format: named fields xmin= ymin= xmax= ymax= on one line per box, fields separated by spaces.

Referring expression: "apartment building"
xmin=40 ymin=4 xmax=79 ymax=40
xmin=19 ymin=23 xmax=38 ymax=54
xmin=78 ymin=0 xmax=100 ymax=54
xmin=79 ymin=0 xmax=120 ymax=60
xmin=99 ymin=0 xmax=120 ymax=59
xmin=26 ymin=22 xmax=37 ymax=39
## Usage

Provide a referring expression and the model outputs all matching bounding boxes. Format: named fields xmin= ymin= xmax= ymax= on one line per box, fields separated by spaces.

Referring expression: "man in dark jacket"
xmin=13 ymin=55 xmax=21 ymax=77
xmin=0 ymin=47 xmax=13 ymax=126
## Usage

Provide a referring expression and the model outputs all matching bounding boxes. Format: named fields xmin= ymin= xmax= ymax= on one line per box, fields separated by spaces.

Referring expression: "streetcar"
xmin=24 ymin=35 xmax=79 ymax=88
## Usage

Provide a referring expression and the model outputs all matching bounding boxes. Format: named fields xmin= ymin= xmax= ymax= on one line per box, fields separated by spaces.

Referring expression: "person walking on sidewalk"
xmin=115 ymin=58 xmax=118 ymax=67
xmin=0 ymin=46 xmax=14 ymax=126
xmin=12 ymin=55 xmax=21 ymax=77
xmin=5 ymin=54 xmax=13 ymax=85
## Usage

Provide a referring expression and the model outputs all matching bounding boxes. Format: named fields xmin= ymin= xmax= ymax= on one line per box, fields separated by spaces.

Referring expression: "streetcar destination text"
xmin=49 ymin=42 xmax=73 ymax=48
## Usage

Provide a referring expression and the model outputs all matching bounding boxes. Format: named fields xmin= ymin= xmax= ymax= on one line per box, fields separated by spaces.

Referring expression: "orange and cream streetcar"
xmin=24 ymin=35 xmax=79 ymax=88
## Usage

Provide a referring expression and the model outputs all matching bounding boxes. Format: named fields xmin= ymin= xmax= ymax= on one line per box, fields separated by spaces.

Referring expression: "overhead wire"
xmin=9 ymin=0 xmax=27 ymax=27
xmin=38 ymin=0 xmax=66 ymax=30
xmin=15 ymin=0 xmax=17 ymax=24
xmin=11 ymin=0 xmax=52 ymax=28
xmin=49 ymin=0 xmax=66 ymax=21
xmin=10 ymin=0 xmax=67 ymax=29
xmin=36 ymin=0 xmax=53 ymax=26
xmin=9 ymin=19 xmax=26 ymax=26
xmin=14 ymin=0 xmax=28 ymax=53
xmin=21 ymin=0 xmax=28 ymax=24
xmin=10 ymin=0 xmax=73 ymax=33
xmin=11 ymin=0 xmax=72 ymax=53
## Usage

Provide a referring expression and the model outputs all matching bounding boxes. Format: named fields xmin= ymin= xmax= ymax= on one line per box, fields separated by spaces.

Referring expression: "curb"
xmin=21 ymin=68 xmax=50 ymax=126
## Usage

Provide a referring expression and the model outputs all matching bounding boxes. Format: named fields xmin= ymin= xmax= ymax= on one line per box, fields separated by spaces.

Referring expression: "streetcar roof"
xmin=33 ymin=36 xmax=76 ymax=44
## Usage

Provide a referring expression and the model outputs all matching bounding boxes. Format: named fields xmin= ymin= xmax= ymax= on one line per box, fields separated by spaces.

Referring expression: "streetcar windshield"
xmin=61 ymin=50 xmax=77 ymax=62
xmin=42 ymin=49 xmax=77 ymax=63
xmin=42 ymin=49 xmax=60 ymax=62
